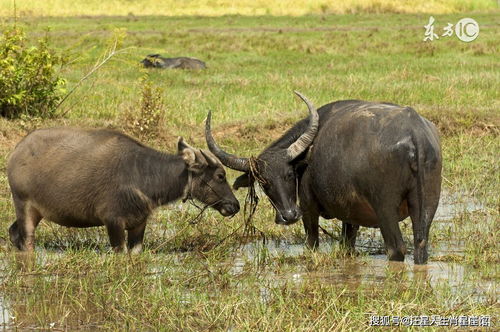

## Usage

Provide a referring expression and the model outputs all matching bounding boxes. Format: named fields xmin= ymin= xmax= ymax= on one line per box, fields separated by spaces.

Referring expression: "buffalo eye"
xmin=285 ymin=170 xmax=295 ymax=181
xmin=216 ymin=173 xmax=226 ymax=182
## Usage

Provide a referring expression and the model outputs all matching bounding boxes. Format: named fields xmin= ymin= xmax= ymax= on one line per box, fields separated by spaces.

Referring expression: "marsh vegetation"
xmin=0 ymin=4 xmax=498 ymax=330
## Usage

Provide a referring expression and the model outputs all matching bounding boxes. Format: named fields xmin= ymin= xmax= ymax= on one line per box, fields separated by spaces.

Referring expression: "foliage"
xmin=123 ymin=76 xmax=164 ymax=139
xmin=0 ymin=27 xmax=66 ymax=118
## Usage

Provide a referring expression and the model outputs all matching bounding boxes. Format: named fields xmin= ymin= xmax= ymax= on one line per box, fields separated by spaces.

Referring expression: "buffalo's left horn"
xmin=286 ymin=91 xmax=319 ymax=160
xmin=205 ymin=111 xmax=250 ymax=172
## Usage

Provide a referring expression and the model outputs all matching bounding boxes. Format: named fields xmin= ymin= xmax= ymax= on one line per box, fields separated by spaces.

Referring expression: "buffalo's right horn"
xmin=205 ymin=111 xmax=250 ymax=172
xmin=286 ymin=91 xmax=319 ymax=160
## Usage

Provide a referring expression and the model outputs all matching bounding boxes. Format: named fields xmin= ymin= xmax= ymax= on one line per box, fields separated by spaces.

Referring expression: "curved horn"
xmin=286 ymin=91 xmax=319 ymax=160
xmin=205 ymin=111 xmax=250 ymax=172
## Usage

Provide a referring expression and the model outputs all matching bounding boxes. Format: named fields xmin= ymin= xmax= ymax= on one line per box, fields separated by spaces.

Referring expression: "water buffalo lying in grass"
xmin=141 ymin=54 xmax=206 ymax=69
xmin=205 ymin=92 xmax=442 ymax=264
xmin=7 ymin=128 xmax=239 ymax=252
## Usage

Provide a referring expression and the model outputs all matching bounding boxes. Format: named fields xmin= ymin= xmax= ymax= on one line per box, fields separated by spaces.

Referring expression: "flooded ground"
xmin=229 ymin=191 xmax=497 ymax=308
xmin=434 ymin=190 xmax=485 ymax=221
xmin=0 ymin=297 xmax=9 ymax=329
xmin=0 ymin=190 xmax=497 ymax=330
xmin=234 ymin=240 xmax=496 ymax=304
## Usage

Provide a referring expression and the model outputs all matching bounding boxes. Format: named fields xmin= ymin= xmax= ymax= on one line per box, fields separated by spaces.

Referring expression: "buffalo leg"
xmin=10 ymin=198 xmax=42 ymax=251
xmin=105 ymin=220 xmax=126 ymax=253
xmin=127 ymin=222 xmax=146 ymax=254
xmin=9 ymin=221 xmax=23 ymax=250
xmin=302 ymin=210 xmax=319 ymax=249
xmin=408 ymin=190 xmax=433 ymax=265
xmin=375 ymin=209 xmax=406 ymax=261
xmin=9 ymin=196 xmax=27 ymax=250
xmin=299 ymin=177 xmax=320 ymax=250
xmin=340 ymin=222 xmax=359 ymax=252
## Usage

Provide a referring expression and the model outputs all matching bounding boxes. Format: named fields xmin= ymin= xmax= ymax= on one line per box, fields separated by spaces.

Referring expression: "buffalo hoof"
xmin=387 ymin=247 xmax=405 ymax=262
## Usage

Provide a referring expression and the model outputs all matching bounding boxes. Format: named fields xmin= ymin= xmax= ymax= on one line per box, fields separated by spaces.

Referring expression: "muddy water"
xmin=235 ymin=240 xmax=496 ymax=304
xmin=0 ymin=191 xmax=495 ymax=329
xmin=0 ymin=254 xmax=10 ymax=328
xmin=434 ymin=190 xmax=484 ymax=221
xmin=231 ymin=191 xmax=493 ymax=303
xmin=0 ymin=296 xmax=10 ymax=328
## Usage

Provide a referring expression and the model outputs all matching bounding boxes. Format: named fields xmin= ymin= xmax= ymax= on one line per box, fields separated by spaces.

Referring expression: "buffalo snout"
xmin=216 ymin=200 xmax=240 ymax=217
xmin=275 ymin=208 xmax=302 ymax=225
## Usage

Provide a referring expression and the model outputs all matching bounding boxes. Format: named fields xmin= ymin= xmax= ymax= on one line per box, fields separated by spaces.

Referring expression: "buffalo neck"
xmin=266 ymin=103 xmax=346 ymax=152
xmin=128 ymin=146 xmax=188 ymax=206
xmin=267 ymin=117 xmax=310 ymax=151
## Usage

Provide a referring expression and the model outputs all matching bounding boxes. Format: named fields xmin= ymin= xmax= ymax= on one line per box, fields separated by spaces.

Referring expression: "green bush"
xmin=0 ymin=27 xmax=66 ymax=118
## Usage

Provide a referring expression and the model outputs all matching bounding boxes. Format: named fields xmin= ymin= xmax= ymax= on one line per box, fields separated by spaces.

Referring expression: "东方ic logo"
xmin=423 ymin=17 xmax=479 ymax=42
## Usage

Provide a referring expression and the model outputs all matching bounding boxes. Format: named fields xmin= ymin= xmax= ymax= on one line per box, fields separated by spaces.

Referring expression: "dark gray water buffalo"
xmin=141 ymin=54 xmax=206 ymax=69
xmin=205 ymin=92 xmax=442 ymax=264
xmin=7 ymin=128 xmax=239 ymax=252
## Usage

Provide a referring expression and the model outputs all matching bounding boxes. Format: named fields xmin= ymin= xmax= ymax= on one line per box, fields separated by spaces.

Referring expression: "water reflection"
xmin=434 ymin=190 xmax=484 ymax=221
xmin=0 ymin=296 xmax=11 ymax=329
xmin=236 ymin=240 xmax=496 ymax=304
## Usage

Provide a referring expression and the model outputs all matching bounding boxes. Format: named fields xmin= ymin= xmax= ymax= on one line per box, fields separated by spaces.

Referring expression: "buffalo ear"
xmin=233 ymin=173 xmax=251 ymax=190
xmin=178 ymin=137 xmax=206 ymax=173
xmin=199 ymin=149 xmax=219 ymax=167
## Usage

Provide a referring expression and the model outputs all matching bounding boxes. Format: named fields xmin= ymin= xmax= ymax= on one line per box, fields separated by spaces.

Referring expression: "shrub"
xmin=0 ymin=27 xmax=66 ymax=118
xmin=123 ymin=76 xmax=164 ymax=139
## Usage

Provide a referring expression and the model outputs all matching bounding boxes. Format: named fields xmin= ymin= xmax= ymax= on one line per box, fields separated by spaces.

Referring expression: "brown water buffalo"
xmin=7 ymin=128 xmax=239 ymax=252
xmin=205 ymin=92 xmax=442 ymax=264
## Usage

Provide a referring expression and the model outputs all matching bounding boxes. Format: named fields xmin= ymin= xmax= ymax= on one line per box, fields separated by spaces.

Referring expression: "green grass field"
xmin=1 ymin=0 xmax=498 ymax=16
xmin=0 ymin=6 xmax=499 ymax=331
